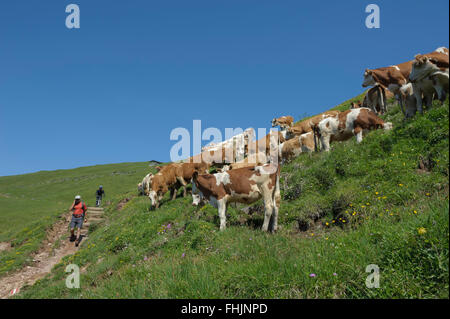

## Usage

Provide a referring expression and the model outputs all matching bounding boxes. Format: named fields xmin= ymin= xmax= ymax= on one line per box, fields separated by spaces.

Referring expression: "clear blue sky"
xmin=0 ymin=0 xmax=448 ymax=176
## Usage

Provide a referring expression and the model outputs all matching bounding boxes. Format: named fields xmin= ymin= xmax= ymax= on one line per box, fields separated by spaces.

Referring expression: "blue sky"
xmin=0 ymin=0 xmax=448 ymax=176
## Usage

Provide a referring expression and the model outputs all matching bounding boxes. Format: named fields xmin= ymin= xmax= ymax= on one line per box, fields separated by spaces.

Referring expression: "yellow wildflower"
xmin=417 ymin=227 xmax=427 ymax=235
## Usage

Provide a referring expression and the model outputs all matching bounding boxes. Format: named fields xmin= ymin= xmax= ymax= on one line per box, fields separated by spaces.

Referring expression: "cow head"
xmin=148 ymin=189 xmax=158 ymax=209
xmin=285 ymin=126 xmax=301 ymax=140
xmin=362 ymin=69 xmax=376 ymax=87
xmin=138 ymin=182 xmax=143 ymax=194
xmin=191 ymin=172 xmax=203 ymax=206
xmin=383 ymin=122 xmax=393 ymax=130
xmin=410 ymin=55 xmax=435 ymax=83
xmin=148 ymin=182 xmax=166 ymax=209
xmin=350 ymin=101 xmax=362 ymax=109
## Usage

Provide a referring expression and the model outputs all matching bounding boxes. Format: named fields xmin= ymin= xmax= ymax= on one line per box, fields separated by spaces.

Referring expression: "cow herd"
xmin=137 ymin=46 xmax=449 ymax=232
xmin=361 ymin=46 xmax=449 ymax=118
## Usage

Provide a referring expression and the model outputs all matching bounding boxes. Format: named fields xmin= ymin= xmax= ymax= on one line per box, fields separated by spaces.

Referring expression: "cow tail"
xmin=313 ymin=125 xmax=319 ymax=152
xmin=273 ymin=164 xmax=281 ymax=207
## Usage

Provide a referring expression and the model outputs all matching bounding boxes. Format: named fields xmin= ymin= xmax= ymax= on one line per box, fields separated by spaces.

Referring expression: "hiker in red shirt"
xmin=69 ymin=195 xmax=87 ymax=246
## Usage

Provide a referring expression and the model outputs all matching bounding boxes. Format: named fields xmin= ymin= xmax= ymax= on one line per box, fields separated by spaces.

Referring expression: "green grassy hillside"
xmin=4 ymin=96 xmax=449 ymax=298
xmin=0 ymin=162 xmax=156 ymax=276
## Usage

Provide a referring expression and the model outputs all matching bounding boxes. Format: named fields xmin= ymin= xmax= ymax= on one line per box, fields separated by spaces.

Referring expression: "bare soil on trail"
xmin=0 ymin=207 xmax=103 ymax=299
xmin=116 ymin=196 xmax=134 ymax=210
xmin=0 ymin=242 xmax=11 ymax=252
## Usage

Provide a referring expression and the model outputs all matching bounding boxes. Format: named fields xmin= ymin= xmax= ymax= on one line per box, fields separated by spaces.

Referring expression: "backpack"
xmin=73 ymin=201 xmax=87 ymax=217
xmin=81 ymin=201 xmax=87 ymax=214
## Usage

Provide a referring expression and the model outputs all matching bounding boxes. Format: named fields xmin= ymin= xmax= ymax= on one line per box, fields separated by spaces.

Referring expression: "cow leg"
xmin=313 ymin=129 xmax=319 ymax=152
xmin=270 ymin=177 xmax=281 ymax=233
xmin=262 ymin=201 xmax=274 ymax=232
xmin=262 ymin=190 xmax=274 ymax=232
xmin=434 ymin=84 xmax=445 ymax=103
xmin=440 ymin=90 xmax=447 ymax=103
xmin=354 ymin=127 xmax=363 ymax=143
xmin=218 ymin=199 xmax=227 ymax=231
xmin=176 ymin=176 xmax=188 ymax=197
xmin=431 ymin=75 xmax=447 ymax=103
xmin=155 ymin=194 xmax=160 ymax=209
xmin=425 ymin=92 xmax=433 ymax=110
xmin=381 ymin=86 xmax=387 ymax=114
xmin=396 ymin=94 xmax=406 ymax=116
xmin=412 ymin=83 xmax=423 ymax=114
xmin=170 ymin=187 xmax=177 ymax=200
xmin=438 ymin=87 xmax=446 ymax=102
xmin=320 ymin=134 xmax=331 ymax=152
xmin=271 ymin=203 xmax=279 ymax=233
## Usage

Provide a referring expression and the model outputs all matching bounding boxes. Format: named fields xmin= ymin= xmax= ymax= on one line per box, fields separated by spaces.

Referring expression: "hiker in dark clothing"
xmin=96 ymin=185 xmax=105 ymax=207
xmin=69 ymin=195 xmax=87 ymax=246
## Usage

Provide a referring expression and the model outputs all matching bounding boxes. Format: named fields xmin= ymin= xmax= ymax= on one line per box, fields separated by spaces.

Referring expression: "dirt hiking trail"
xmin=0 ymin=207 xmax=104 ymax=299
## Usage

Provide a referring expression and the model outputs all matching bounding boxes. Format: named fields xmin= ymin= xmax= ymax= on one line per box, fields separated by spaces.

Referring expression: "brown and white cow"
xmin=285 ymin=111 xmax=340 ymax=140
xmin=278 ymin=132 xmax=315 ymax=163
xmin=148 ymin=162 xmax=209 ymax=208
xmin=148 ymin=164 xmax=179 ymax=208
xmin=271 ymin=116 xmax=294 ymax=129
xmin=410 ymin=48 xmax=449 ymax=108
xmin=362 ymin=60 xmax=413 ymax=115
xmin=191 ymin=164 xmax=281 ymax=232
xmin=316 ymin=108 xmax=393 ymax=152
xmin=360 ymin=85 xmax=395 ymax=114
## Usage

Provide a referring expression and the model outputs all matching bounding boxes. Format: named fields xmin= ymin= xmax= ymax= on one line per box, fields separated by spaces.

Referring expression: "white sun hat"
xmin=75 ymin=195 xmax=81 ymax=199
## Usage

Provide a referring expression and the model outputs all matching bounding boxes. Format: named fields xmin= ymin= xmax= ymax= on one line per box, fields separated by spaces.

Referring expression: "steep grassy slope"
xmin=0 ymin=162 xmax=155 ymax=276
xmin=13 ymin=97 xmax=449 ymax=299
